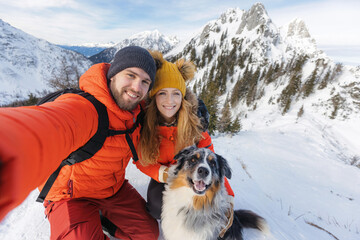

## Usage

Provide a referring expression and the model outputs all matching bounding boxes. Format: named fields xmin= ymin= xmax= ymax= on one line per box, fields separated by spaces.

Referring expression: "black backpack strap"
xmin=37 ymin=89 xmax=84 ymax=105
xmin=68 ymin=92 xmax=109 ymax=161
xmin=200 ymin=143 xmax=213 ymax=149
xmin=36 ymin=93 xmax=108 ymax=203
xmin=108 ymin=130 xmax=139 ymax=162
xmin=36 ymin=161 xmax=70 ymax=203
xmin=126 ymin=132 xmax=139 ymax=161
xmin=107 ymin=106 xmax=144 ymax=162
xmin=197 ymin=98 xmax=210 ymax=131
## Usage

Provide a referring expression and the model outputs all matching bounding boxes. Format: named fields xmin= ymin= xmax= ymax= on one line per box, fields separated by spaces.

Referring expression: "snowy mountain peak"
xmin=113 ymin=29 xmax=178 ymax=52
xmin=286 ymin=18 xmax=312 ymax=39
xmin=128 ymin=29 xmax=179 ymax=47
xmin=188 ymin=3 xmax=281 ymax=64
xmin=89 ymin=30 xmax=179 ymax=64
xmin=78 ymin=42 xmax=116 ymax=48
xmin=236 ymin=2 xmax=272 ymax=34
xmin=129 ymin=29 xmax=161 ymax=40
xmin=219 ymin=8 xmax=243 ymax=24
xmin=280 ymin=18 xmax=318 ymax=56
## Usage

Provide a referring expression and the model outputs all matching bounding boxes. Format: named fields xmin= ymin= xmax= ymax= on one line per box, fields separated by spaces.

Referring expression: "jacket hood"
xmin=79 ymin=63 xmax=141 ymax=120
xmin=185 ymin=87 xmax=209 ymax=131
xmin=184 ymin=87 xmax=198 ymax=111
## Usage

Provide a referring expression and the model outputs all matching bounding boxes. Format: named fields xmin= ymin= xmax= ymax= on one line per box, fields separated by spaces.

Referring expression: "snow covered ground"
xmin=0 ymin=116 xmax=359 ymax=240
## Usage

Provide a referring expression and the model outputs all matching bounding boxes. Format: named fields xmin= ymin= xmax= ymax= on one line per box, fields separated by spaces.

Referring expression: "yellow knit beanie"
xmin=149 ymin=51 xmax=196 ymax=98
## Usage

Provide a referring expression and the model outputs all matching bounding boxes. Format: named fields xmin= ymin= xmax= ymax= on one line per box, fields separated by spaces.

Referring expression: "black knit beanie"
xmin=107 ymin=46 xmax=156 ymax=90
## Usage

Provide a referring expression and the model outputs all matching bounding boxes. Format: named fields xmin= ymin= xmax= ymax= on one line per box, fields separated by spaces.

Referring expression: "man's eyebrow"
xmin=125 ymin=69 xmax=151 ymax=82
xmin=125 ymin=69 xmax=138 ymax=76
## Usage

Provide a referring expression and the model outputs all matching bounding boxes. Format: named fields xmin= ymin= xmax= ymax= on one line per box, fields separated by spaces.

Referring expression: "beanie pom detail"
xmin=150 ymin=51 xmax=164 ymax=70
xmin=175 ymin=59 xmax=196 ymax=82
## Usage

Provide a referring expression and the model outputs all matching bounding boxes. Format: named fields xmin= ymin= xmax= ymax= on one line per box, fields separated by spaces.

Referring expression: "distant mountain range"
xmin=89 ymin=30 xmax=179 ymax=63
xmin=58 ymin=30 xmax=179 ymax=60
xmin=57 ymin=45 xmax=109 ymax=58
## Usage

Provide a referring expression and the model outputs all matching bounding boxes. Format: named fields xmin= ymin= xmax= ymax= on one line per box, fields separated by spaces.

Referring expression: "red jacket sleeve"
xmin=134 ymin=160 xmax=163 ymax=182
xmin=197 ymin=131 xmax=214 ymax=151
xmin=0 ymin=94 xmax=98 ymax=221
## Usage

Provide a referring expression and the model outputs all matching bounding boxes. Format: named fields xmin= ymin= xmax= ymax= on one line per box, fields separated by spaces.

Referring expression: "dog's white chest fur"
xmin=161 ymin=185 xmax=227 ymax=240
xmin=162 ymin=186 xmax=203 ymax=240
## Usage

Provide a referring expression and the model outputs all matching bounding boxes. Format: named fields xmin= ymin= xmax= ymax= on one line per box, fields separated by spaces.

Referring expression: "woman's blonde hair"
xmin=138 ymin=89 xmax=204 ymax=166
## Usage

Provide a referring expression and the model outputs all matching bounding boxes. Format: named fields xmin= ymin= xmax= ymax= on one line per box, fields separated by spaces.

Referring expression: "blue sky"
xmin=0 ymin=0 xmax=360 ymax=65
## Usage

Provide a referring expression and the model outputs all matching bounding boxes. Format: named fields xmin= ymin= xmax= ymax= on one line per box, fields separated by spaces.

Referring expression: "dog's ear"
xmin=173 ymin=145 xmax=197 ymax=174
xmin=216 ymin=153 xmax=232 ymax=179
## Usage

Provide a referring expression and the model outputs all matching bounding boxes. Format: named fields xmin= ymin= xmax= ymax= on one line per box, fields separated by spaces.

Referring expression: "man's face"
xmin=109 ymin=67 xmax=151 ymax=111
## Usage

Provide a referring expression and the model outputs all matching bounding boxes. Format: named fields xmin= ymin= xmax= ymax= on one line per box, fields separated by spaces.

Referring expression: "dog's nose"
xmin=197 ymin=167 xmax=209 ymax=178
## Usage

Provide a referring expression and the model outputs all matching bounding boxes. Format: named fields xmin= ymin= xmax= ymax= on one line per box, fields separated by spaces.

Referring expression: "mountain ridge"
xmin=89 ymin=29 xmax=179 ymax=64
xmin=0 ymin=19 xmax=93 ymax=105
xmin=165 ymin=3 xmax=359 ymax=128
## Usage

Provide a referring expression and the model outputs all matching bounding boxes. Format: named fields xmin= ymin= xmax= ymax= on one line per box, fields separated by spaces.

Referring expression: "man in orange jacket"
xmin=0 ymin=46 xmax=159 ymax=240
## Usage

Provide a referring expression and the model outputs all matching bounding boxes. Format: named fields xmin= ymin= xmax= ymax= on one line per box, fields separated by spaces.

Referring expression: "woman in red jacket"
xmin=136 ymin=52 xmax=234 ymax=220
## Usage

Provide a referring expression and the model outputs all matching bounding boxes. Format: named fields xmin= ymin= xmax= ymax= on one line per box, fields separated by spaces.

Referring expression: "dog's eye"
xmin=191 ymin=157 xmax=197 ymax=163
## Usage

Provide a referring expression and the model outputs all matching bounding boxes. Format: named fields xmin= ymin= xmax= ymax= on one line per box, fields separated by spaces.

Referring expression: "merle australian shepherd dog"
xmin=161 ymin=146 xmax=268 ymax=240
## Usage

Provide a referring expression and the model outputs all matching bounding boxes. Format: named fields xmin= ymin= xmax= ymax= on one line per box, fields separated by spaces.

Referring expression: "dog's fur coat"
xmin=161 ymin=146 xmax=267 ymax=240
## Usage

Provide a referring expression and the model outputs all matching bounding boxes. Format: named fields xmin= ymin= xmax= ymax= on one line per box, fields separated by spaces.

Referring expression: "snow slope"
xmin=0 ymin=115 xmax=358 ymax=240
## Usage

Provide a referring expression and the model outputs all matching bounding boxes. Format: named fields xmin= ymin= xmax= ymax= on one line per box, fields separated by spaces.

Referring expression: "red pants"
xmin=44 ymin=180 xmax=159 ymax=240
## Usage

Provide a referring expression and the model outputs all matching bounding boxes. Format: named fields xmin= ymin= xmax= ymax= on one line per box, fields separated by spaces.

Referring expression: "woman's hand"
xmin=158 ymin=165 xmax=169 ymax=183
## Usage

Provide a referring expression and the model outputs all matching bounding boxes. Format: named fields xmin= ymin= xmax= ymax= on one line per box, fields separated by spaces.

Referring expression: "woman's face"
xmin=155 ymin=88 xmax=182 ymax=122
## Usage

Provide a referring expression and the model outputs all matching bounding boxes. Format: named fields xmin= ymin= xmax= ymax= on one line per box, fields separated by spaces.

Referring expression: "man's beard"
xmin=110 ymin=83 xmax=143 ymax=111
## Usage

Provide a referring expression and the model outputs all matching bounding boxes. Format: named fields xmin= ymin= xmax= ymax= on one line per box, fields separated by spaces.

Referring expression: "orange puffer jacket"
xmin=0 ymin=63 xmax=142 ymax=220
